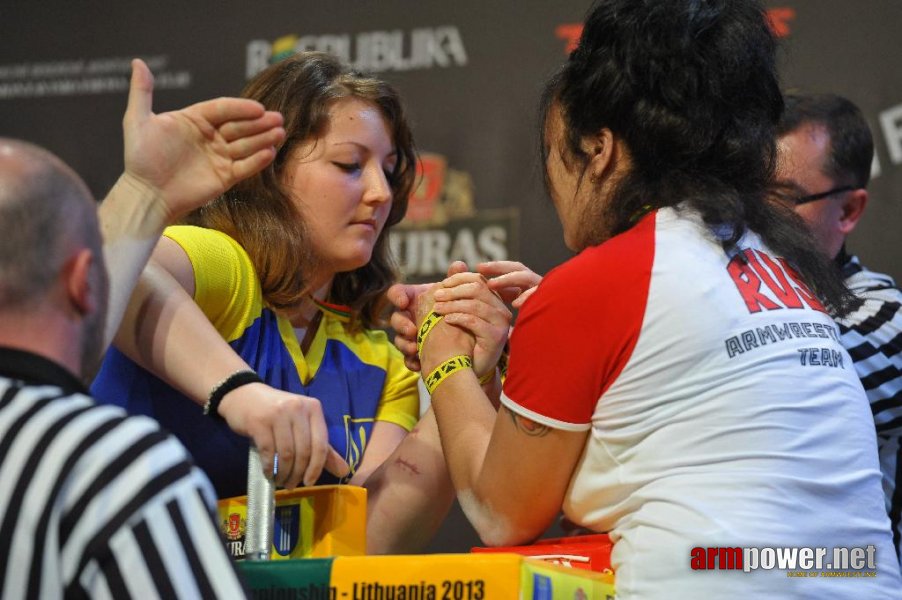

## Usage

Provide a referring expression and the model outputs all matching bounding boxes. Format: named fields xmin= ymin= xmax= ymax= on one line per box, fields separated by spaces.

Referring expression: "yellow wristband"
xmin=424 ymin=355 xmax=473 ymax=395
xmin=477 ymin=369 xmax=495 ymax=385
xmin=416 ymin=310 xmax=443 ymax=357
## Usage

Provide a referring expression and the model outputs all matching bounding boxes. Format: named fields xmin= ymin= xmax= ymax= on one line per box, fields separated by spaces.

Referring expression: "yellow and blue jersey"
xmin=91 ymin=226 xmax=419 ymax=499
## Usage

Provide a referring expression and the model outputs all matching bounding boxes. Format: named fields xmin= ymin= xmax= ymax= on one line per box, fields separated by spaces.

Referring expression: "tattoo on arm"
xmin=504 ymin=406 xmax=550 ymax=437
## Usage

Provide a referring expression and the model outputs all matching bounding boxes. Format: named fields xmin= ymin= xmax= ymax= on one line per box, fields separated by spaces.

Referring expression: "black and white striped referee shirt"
xmin=0 ymin=347 xmax=246 ymax=598
xmin=838 ymin=250 xmax=902 ymax=568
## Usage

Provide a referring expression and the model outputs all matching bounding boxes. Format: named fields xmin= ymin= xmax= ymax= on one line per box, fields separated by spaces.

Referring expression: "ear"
xmin=62 ymin=248 xmax=97 ymax=317
xmin=581 ymin=129 xmax=617 ymax=182
xmin=837 ymin=188 xmax=868 ymax=236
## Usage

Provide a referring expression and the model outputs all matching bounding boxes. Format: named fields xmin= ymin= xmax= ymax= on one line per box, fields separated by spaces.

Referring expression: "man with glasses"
xmin=777 ymin=92 xmax=902 ymax=569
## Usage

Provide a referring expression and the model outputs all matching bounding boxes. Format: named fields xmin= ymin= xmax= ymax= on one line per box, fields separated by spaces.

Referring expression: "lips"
xmin=352 ymin=218 xmax=378 ymax=230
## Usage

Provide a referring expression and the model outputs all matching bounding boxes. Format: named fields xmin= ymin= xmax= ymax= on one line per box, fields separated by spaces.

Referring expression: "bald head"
xmin=0 ymin=139 xmax=101 ymax=309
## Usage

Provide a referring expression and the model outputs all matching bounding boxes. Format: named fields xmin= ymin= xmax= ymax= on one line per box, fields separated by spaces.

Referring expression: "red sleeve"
xmin=500 ymin=212 xmax=656 ymax=429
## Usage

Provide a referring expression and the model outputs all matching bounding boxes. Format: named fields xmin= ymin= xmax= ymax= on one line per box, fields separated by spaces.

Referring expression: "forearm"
xmin=113 ymin=260 xmax=249 ymax=406
xmin=98 ymin=173 xmax=172 ymax=350
xmin=428 ymin=370 xmax=509 ymax=541
xmin=364 ymin=408 xmax=455 ymax=554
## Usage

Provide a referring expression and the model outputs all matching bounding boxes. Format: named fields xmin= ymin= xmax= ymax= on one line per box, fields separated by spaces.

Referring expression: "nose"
xmin=363 ymin=165 xmax=392 ymax=206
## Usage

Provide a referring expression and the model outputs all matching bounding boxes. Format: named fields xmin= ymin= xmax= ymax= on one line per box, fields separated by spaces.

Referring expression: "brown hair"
xmin=185 ymin=52 xmax=416 ymax=329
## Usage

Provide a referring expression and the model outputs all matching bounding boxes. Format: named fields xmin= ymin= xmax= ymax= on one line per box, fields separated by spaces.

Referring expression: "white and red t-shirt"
xmin=502 ymin=207 xmax=901 ymax=597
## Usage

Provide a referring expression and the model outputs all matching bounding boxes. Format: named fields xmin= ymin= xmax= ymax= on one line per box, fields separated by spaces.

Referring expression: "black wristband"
xmin=204 ymin=370 xmax=262 ymax=420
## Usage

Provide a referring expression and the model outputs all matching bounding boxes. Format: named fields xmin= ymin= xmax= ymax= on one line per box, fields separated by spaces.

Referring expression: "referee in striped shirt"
xmin=777 ymin=92 xmax=902 ymax=570
xmin=0 ymin=59 xmax=284 ymax=598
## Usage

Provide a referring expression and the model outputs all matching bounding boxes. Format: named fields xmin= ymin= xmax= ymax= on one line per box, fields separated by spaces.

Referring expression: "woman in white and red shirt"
xmin=395 ymin=0 xmax=902 ymax=597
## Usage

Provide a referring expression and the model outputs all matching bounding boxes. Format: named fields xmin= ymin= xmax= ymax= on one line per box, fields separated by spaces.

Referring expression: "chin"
xmin=563 ymin=229 xmax=586 ymax=253
xmin=335 ymin=251 xmax=375 ymax=274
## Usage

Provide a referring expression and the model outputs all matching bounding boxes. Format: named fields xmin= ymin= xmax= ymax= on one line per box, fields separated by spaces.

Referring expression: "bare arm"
xmin=416 ymin=277 xmax=586 ymax=546
xmin=431 ymin=367 xmax=586 ymax=546
xmin=100 ymin=58 xmax=284 ymax=348
xmin=113 ymin=237 xmax=348 ymax=489
xmin=361 ymin=408 xmax=455 ymax=554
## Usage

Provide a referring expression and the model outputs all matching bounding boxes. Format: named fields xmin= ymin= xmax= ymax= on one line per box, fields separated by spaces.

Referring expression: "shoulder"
xmin=524 ymin=210 xmax=657 ymax=318
xmin=2 ymin=384 xmax=209 ymax=500
xmin=68 ymin=399 xmax=216 ymax=515
xmin=844 ymin=259 xmax=901 ymax=298
xmin=840 ymin=259 xmax=902 ymax=329
xmin=164 ymin=225 xmax=253 ymax=268
xmin=501 ymin=214 xmax=658 ymax=425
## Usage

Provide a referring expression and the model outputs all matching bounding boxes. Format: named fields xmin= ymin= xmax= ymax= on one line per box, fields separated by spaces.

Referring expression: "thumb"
xmin=387 ymin=283 xmax=413 ymax=310
xmin=512 ymin=286 xmax=538 ymax=309
xmin=324 ymin=448 xmax=351 ymax=479
xmin=125 ymin=58 xmax=154 ymax=125
xmin=446 ymin=260 xmax=469 ymax=277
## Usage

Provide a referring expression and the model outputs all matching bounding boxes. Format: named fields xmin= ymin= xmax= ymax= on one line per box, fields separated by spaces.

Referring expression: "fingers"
xmin=324 ymin=448 xmax=351 ymax=480
xmin=434 ymin=273 xmax=496 ymax=301
xmin=485 ymin=269 xmax=542 ymax=292
xmin=219 ymin=110 xmax=284 ymax=143
xmin=301 ymin=407 xmax=328 ymax=487
xmin=190 ymin=96 xmax=268 ymax=128
xmin=271 ymin=412 xmax=305 ymax=488
xmin=387 ymin=283 xmax=415 ymax=310
xmin=222 ymin=385 xmax=350 ymax=489
xmin=390 ymin=308 xmax=417 ymax=339
xmin=413 ymin=282 xmax=442 ymax=323
xmin=432 ymin=274 xmax=508 ymax=329
xmin=247 ymin=425 xmax=278 ymax=485
xmin=447 ymin=260 xmax=469 ymax=277
xmin=490 ymin=286 xmax=525 ymax=304
xmin=442 ymin=310 xmax=506 ymax=336
xmin=389 ymin=290 xmax=423 ymax=371
xmin=512 ymin=285 xmax=538 ymax=308
xmin=476 ymin=260 xmax=530 ymax=278
xmin=220 ymin=112 xmax=285 ymax=184
xmin=238 ymin=390 xmax=335 ymax=489
xmin=478 ymin=261 xmax=542 ymax=304
xmin=436 ymin=299 xmax=510 ymax=329
xmin=393 ymin=330 xmax=419 ymax=362
xmin=225 ymin=125 xmax=284 ymax=165
xmin=230 ymin=148 xmax=279 ymax=184
xmin=124 ymin=58 xmax=154 ymax=125
xmin=403 ymin=355 xmax=422 ymax=372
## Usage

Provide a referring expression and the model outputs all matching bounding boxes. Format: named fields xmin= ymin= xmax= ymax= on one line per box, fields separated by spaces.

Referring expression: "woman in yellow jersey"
xmin=92 ymin=52 xmax=458 ymax=552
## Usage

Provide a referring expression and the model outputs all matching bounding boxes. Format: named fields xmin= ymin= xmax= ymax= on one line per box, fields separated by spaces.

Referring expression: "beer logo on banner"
xmin=389 ymin=153 xmax=519 ymax=284
xmin=221 ymin=512 xmax=246 ymax=558
xmin=246 ymin=26 xmax=467 ymax=79
xmin=224 ymin=512 xmax=245 ymax=541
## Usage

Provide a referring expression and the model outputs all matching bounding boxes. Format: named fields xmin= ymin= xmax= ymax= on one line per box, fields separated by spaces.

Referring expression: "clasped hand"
xmin=393 ymin=266 xmax=512 ymax=380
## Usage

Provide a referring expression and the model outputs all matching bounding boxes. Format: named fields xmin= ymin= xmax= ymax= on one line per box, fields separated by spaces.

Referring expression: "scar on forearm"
xmin=505 ymin=408 xmax=550 ymax=437
xmin=394 ymin=457 xmax=421 ymax=475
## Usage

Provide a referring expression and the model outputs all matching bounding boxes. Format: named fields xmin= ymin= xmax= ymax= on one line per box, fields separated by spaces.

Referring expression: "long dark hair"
xmin=540 ymin=0 xmax=856 ymax=315
xmin=185 ymin=52 xmax=417 ymax=329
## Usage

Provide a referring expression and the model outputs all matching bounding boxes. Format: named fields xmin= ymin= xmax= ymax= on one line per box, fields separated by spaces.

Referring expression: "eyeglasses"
xmin=793 ymin=185 xmax=857 ymax=206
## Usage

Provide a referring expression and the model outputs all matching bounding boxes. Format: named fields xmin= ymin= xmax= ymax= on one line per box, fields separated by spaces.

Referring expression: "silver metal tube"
xmin=244 ymin=445 xmax=274 ymax=561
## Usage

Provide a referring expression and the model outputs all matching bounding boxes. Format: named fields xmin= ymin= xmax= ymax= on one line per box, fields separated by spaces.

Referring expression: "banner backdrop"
xmin=2 ymin=1 xmax=900 ymax=550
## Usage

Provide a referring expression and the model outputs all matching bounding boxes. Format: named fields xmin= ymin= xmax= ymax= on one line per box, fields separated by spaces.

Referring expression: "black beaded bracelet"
xmin=204 ymin=370 xmax=262 ymax=420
